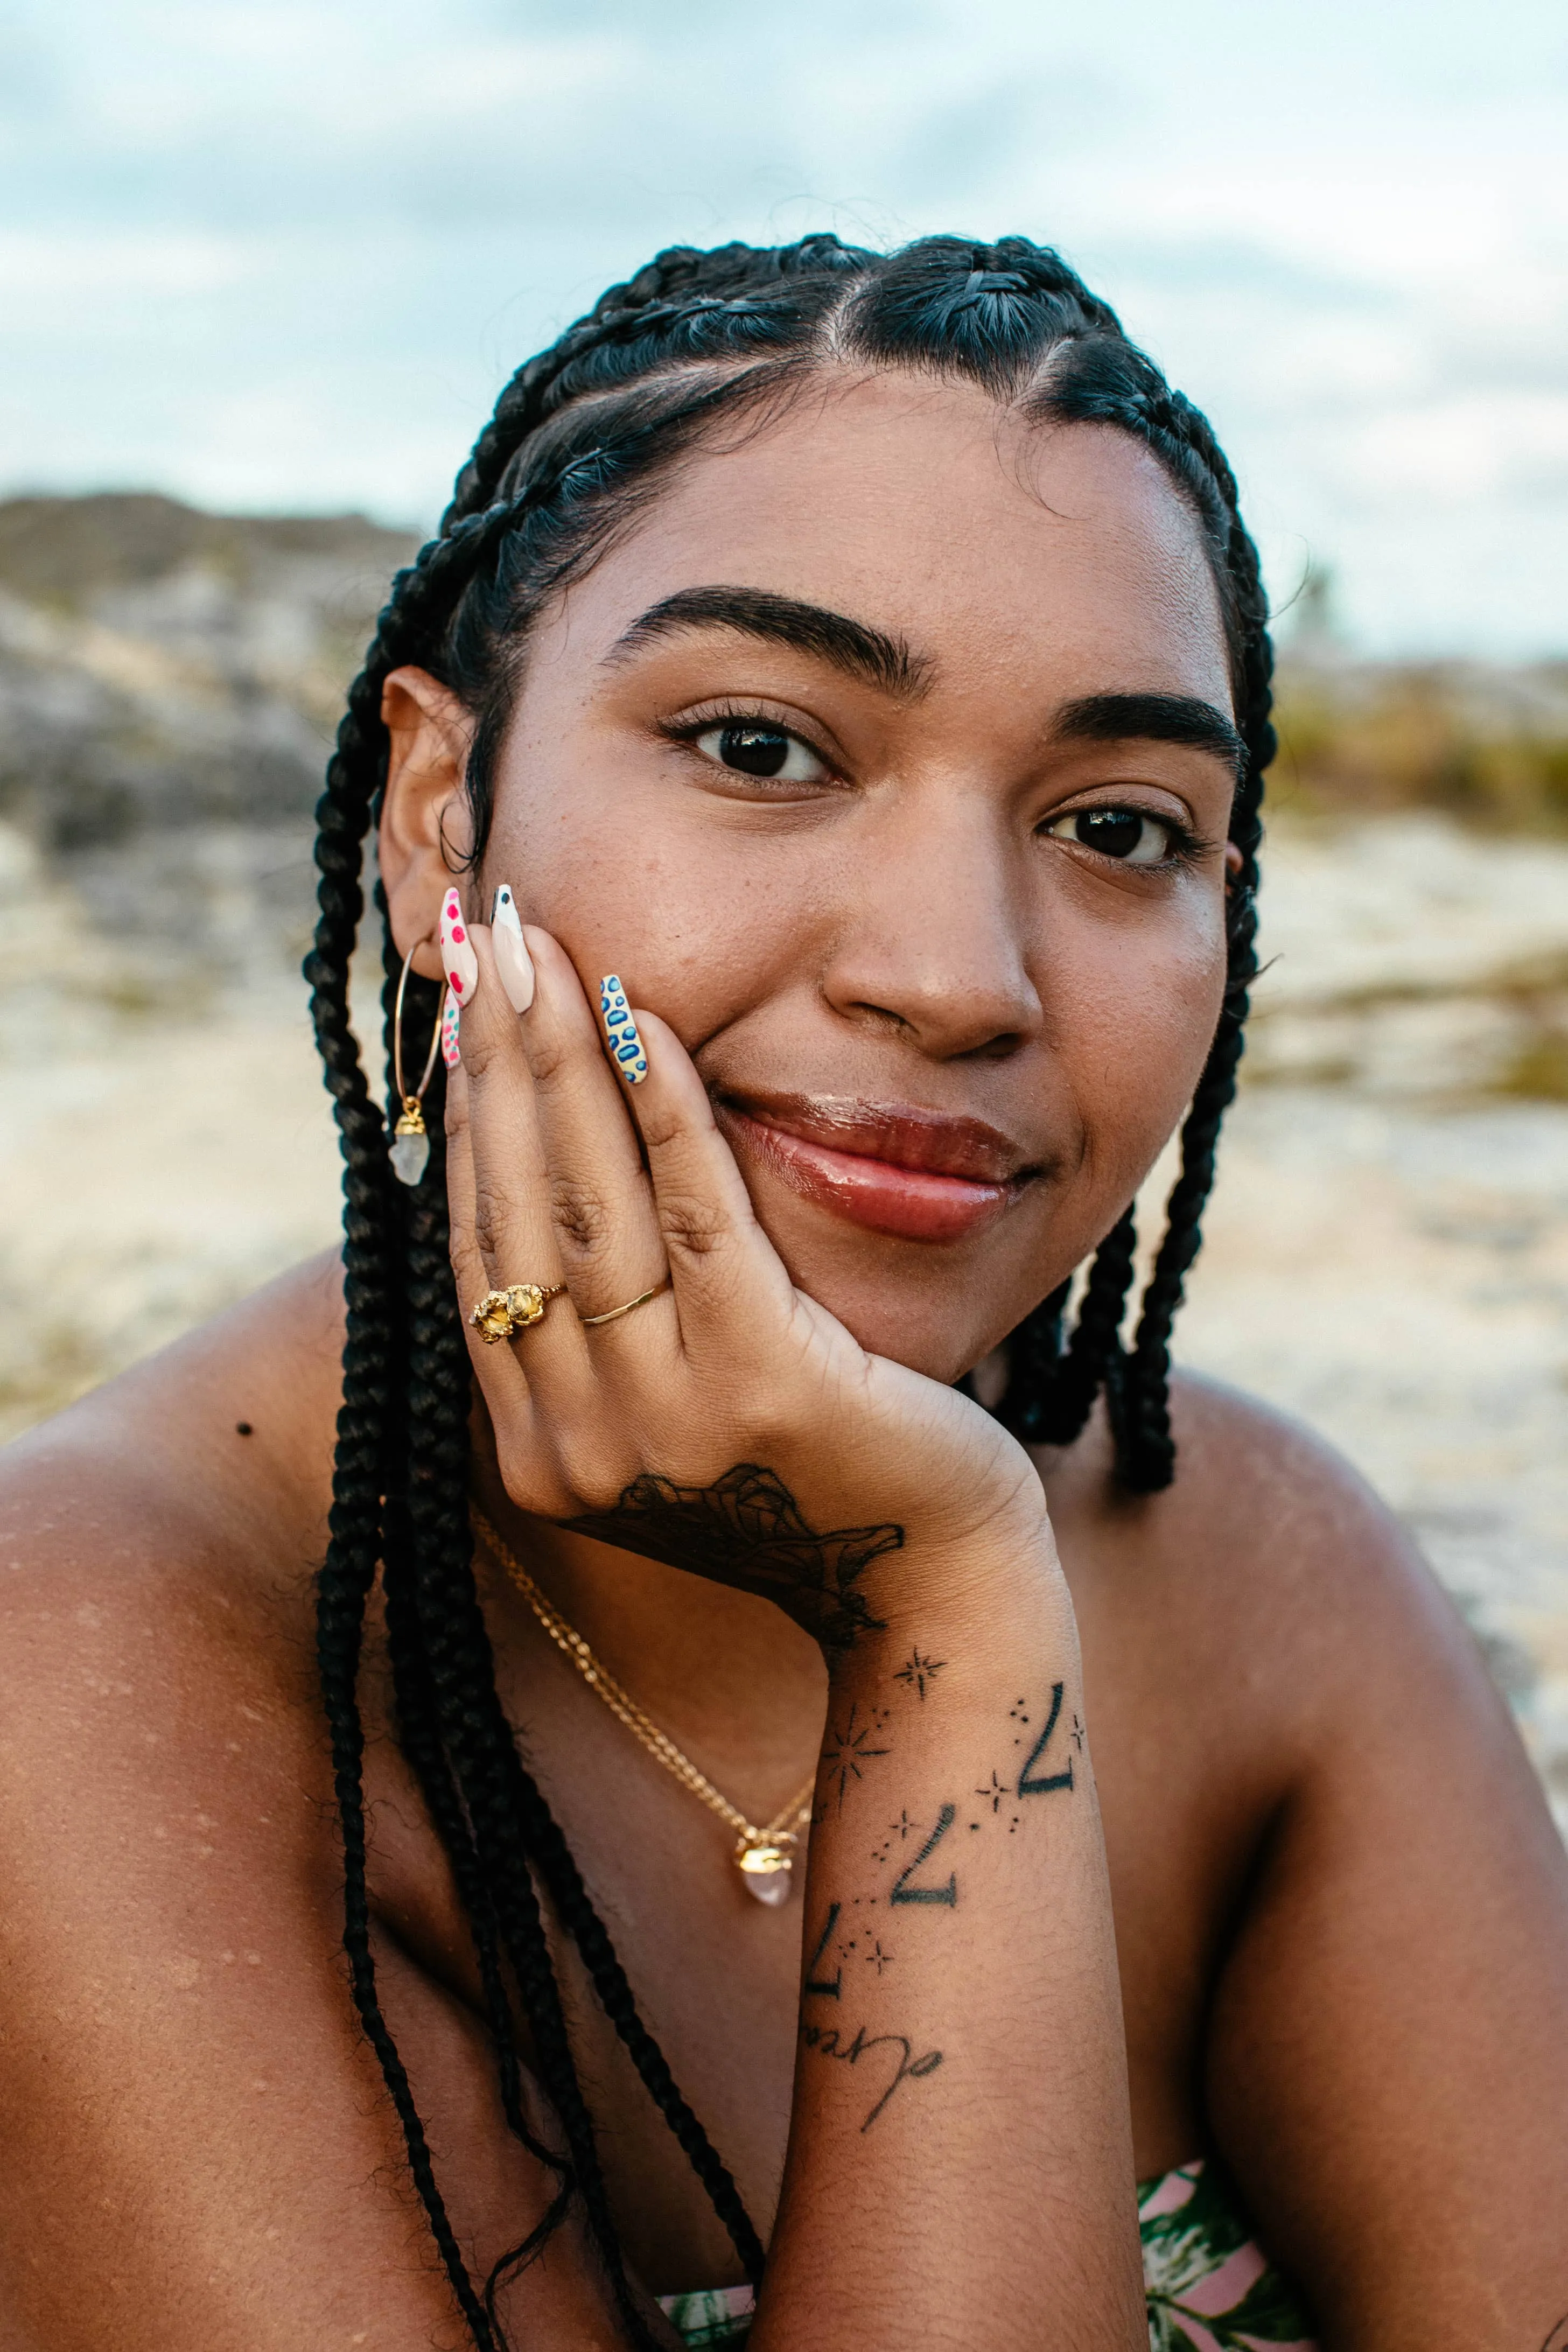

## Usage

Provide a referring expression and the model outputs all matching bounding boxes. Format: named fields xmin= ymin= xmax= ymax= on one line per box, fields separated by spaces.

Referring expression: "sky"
xmin=2 ymin=0 xmax=1565 ymax=656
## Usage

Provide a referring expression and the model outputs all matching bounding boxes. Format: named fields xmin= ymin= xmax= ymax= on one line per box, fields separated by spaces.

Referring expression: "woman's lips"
xmin=717 ymin=1093 xmax=1034 ymax=1245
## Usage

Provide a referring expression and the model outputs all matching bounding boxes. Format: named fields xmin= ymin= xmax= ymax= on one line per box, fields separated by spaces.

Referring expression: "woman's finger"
xmin=610 ymin=1002 xmax=800 ymax=1352
xmin=513 ymin=927 xmax=676 ymax=1336
xmin=443 ymin=1048 xmax=538 ymax=1427
xmin=443 ymin=900 xmax=586 ymax=1392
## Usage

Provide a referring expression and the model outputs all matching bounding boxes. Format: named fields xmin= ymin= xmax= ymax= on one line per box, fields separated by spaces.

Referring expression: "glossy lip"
xmin=715 ymin=1090 xmax=1041 ymax=1245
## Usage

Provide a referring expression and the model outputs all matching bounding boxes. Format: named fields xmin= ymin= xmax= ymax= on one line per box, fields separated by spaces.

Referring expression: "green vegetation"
xmin=1271 ymin=658 xmax=1568 ymax=832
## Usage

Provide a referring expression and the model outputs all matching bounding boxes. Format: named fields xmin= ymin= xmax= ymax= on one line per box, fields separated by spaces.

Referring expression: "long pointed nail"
xmin=490 ymin=884 xmax=535 ymax=1013
xmin=440 ymin=887 xmax=479 ymax=1005
xmin=440 ymin=986 xmax=461 ymax=1068
xmin=599 ymin=975 xmax=647 ymax=1084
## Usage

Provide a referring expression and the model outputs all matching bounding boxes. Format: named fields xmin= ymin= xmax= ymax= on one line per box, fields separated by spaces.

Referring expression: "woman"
xmin=1 ymin=234 xmax=1565 ymax=2352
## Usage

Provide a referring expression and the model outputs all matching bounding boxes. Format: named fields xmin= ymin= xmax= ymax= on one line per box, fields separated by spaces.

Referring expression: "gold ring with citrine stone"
xmin=468 ymin=1284 xmax=565 ymax=1343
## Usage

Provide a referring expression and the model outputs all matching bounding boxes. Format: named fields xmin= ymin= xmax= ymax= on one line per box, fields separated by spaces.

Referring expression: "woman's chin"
xmin=757 ymin=1236 xmax=1007 ymax=1384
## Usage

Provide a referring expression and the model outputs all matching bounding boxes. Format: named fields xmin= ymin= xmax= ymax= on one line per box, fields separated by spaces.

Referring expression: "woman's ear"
xmin=379 ymin=667 xmax=477 ymax=978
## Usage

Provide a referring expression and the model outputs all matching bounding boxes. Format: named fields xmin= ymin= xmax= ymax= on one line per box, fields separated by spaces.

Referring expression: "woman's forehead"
xmin=542 ymin=371 xmax=1233 ymax=711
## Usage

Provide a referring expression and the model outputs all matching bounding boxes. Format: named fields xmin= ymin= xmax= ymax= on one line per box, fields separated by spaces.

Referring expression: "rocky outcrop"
xmin=0 ymin=493 xmax=419 ymax=982
xmin=0 ymin=493 xmax=418 ymax=852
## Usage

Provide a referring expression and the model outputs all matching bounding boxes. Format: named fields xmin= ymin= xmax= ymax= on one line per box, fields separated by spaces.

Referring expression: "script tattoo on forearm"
xmin=560 ymin=1462 xmax=900 ymax=1651
xmin=800 ymin=2017 xmax=946 ymax=2131
xmin=802 ymin=1902 xmax=941 ymax=2129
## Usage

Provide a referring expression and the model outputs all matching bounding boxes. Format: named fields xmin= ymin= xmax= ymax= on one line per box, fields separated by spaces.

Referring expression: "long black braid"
xmin=306 ymin=231 xmax=1273 ymax=2344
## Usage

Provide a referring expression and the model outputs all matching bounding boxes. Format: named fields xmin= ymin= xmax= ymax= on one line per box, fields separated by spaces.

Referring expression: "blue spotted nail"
xmin=598 ymin=975 xmax=647 ymax=1085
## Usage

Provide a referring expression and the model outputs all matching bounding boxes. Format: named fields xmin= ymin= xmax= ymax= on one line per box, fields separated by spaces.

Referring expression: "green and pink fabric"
xmin=1140 ymin=2163 xmax=1316 ymax=2349
xmin=660 ymin=2160 xmax=1317 ymax=2349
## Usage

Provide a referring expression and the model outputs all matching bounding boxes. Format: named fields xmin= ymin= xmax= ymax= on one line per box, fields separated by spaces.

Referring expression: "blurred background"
xmin=2 ymin=0 xmax=1566 ymax=1826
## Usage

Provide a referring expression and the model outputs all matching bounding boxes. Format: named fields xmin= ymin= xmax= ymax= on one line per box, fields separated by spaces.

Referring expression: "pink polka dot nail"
xmin=439 ymin=887 xmax=479 ymax=1004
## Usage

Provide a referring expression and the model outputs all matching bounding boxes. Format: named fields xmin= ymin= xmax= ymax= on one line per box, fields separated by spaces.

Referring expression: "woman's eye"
xmin=1045 ymin=806 xmax=1174 ymax=866
xmin=691 ymin=723 xmax=828 ymax=785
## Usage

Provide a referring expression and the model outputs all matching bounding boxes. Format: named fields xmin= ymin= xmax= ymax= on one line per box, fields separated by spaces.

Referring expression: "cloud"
xmin=3 ymin=0 xmax=1566 ymax=653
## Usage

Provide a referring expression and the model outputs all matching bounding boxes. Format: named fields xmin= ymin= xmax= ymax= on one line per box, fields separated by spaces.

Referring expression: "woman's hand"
xmin=443 ymin=904 xmax=1048 ymax=1655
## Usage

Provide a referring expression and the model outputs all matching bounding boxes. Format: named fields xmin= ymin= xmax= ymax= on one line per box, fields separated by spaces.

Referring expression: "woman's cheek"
xmin=507 ymin=788 xmax=822 ymax=1034
xmin=494 ymin=803 xmax=718 ymax=990
xmin=1065 ymin=933 xmax=1227 ymax=1188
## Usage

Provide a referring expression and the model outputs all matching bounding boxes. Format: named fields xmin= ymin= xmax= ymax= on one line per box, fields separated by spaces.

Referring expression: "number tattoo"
xmin=888 ymin=1803 xmax=958 ymax=1906
xmin=1017 ymin=1681 xmax=1075 ymax=1797
xmin=805 ymin=1902 xmax=844 ymax=2000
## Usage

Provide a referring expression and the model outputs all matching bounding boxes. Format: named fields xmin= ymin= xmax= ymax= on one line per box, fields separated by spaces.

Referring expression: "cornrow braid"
xmin=443 ymin=233 xmax=871 ymax=529
xmin=309 ymin=229 xmax=1272 ymax=2346
xmin=1019 ymin=1210 xmax=1141 ymax=1451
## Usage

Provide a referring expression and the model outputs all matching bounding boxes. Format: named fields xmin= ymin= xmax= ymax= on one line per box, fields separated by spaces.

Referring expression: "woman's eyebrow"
xmin=1051 ymin=692 xmax=1246 ymax=774
xmin=607 ymin=585 xmax=934 ymax=699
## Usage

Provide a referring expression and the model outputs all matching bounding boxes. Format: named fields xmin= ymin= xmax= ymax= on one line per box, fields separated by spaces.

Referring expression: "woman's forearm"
xmin=753 ymin=1522 xmax=1145 ymax=2351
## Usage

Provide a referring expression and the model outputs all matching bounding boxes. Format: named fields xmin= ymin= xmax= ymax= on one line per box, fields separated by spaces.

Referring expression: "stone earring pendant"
xmin=389 ymin=943 xmax=442 ymax=1186
xmin=390 ymin=1104 xmax=430 ymax=1188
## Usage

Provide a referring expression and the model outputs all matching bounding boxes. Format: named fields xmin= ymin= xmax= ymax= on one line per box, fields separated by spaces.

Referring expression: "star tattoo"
xmin=894 ymin=1649 xmax=947 ymax=1700
xmin=821 ymin=1701 xmax=893 ymax=1810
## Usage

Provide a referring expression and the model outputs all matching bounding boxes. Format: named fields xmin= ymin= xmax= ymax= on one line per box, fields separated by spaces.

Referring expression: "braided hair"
xmin=306 ymin=231 xmax=1273 ymax=2345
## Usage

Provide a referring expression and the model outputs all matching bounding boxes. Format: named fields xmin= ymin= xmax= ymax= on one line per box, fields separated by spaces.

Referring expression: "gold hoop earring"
xmin=388 ymin=943 xmax=442 ymax=1186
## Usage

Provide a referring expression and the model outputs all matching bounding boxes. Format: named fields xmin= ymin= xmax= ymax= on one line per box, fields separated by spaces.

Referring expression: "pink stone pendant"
xmin=735 ymin=1842 xmax=794 ymax=1906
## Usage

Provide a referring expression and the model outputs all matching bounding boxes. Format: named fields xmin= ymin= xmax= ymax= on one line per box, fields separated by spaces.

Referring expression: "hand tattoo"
xmin=561 ymin=1462 xmax=900 ymax=1652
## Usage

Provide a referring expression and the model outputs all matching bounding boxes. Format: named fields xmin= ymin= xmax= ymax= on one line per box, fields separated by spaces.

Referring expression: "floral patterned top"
xmin=659 ymin=2160 xmax=1318 ymax=2349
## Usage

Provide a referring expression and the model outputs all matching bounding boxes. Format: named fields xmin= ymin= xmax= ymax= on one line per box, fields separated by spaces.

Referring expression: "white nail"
xmin=439 ymin=887 xmax=479 ymax=1004
xmin=440 ymin=986 xmax=461 ymax=1068
xmin=490 ymin=884 xmax=535 ymax=1013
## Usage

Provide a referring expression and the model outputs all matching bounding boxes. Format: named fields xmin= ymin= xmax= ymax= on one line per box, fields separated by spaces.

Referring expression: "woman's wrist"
xmin=823 ymin=1506 xmax=1074 ymax=1692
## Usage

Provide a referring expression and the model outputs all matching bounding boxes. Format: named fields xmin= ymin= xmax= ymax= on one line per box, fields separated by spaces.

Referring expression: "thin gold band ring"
xmin=580 ymin=1278 xmax=671 ymax=1328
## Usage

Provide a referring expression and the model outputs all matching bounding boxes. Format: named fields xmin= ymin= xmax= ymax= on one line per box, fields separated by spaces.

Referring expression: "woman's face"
xmin=408 ymin=372 xmax=1241 ymax=1382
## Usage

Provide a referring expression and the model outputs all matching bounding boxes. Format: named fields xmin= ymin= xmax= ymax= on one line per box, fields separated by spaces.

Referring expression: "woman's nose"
xmin=817 ymin=795 xmax=1044 ymax=1062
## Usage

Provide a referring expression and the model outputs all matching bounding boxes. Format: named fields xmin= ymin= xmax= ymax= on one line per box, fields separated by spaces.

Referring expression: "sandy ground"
xmin=4 ymin=811 xmax=1566 ymax=1832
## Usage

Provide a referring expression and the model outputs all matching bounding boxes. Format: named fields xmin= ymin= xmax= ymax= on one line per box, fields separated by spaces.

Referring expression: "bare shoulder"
xmin=0 ymin=1256 xmax=600 ymax=2347
xmin=0 ymin=1251 xmax=354 ymax=2156
xmin=0 ymin=1251 xmax=346 ymax=1806
xmin=1048 ymin=1367 xmax=1489 ymax=1732
xmin=0 ymin=1248 xmax=344 ymax=1574
xmin=1045 ymin=1364 xmax=1552 ymax=1936
xmin=1095 ymin=1396 xmax=1568 ymax=2342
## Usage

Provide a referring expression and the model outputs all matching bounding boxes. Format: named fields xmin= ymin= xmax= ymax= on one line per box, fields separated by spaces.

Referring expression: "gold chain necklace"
xmin=473 ymin=1510 xmax=815 ymax=1906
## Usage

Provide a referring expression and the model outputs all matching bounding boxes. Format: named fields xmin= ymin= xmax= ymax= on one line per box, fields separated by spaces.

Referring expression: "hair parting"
xmin=307 ymin=229 xmax=1272 ymax=2343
